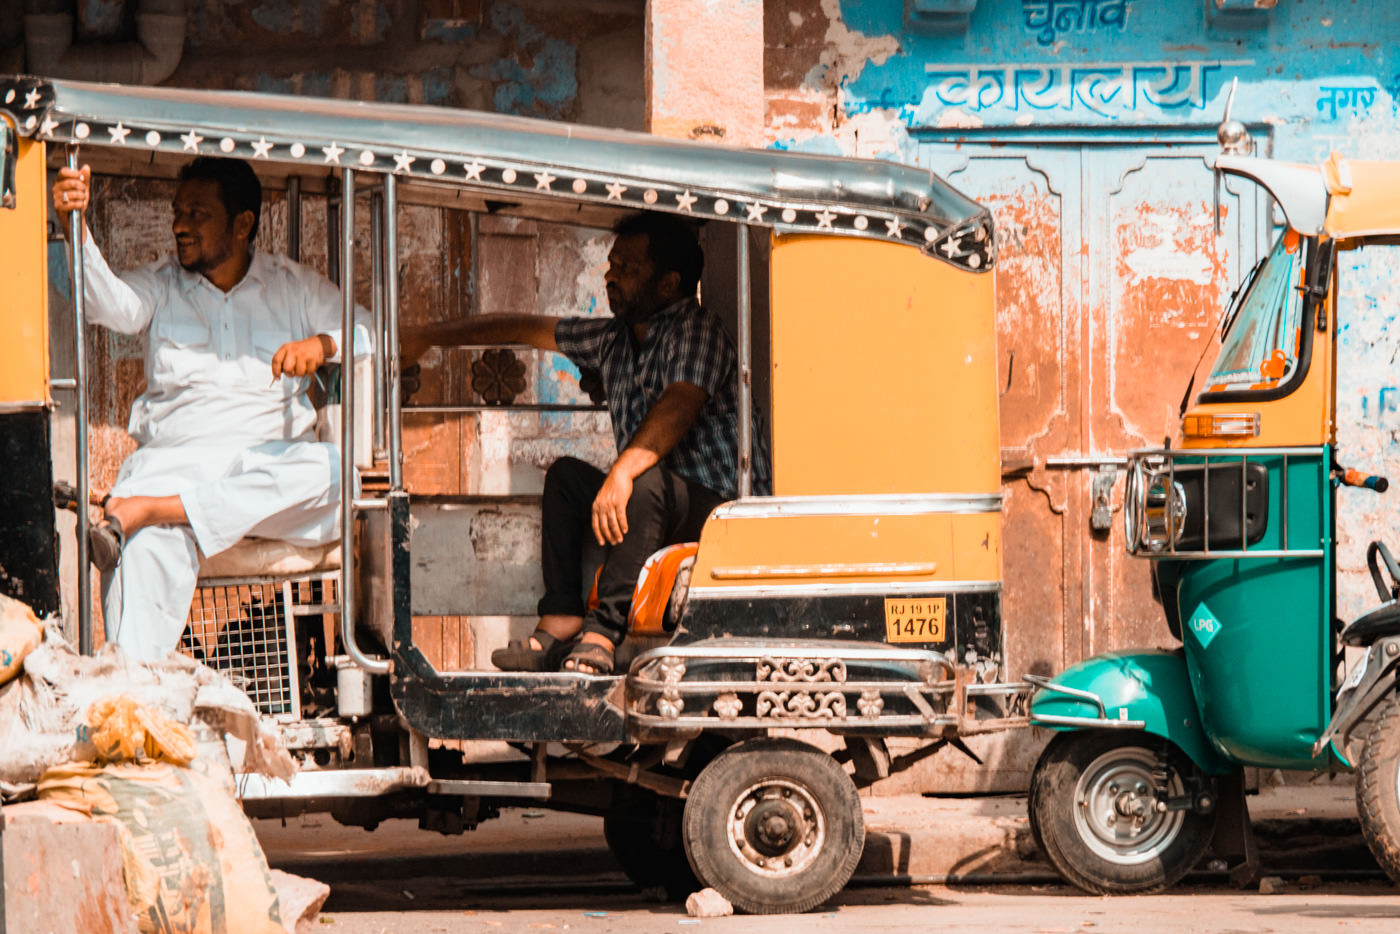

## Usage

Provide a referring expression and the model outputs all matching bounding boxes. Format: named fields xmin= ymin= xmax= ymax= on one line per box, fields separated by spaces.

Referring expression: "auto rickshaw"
xmin=1027 ymin=101 xmax=1400 ymax=894
xmin=0 ymin=74 xmax=1027 ymax=914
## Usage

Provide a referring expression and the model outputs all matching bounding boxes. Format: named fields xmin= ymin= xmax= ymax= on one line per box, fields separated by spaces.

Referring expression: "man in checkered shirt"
xmin=402 ymin=213 xmax=770 ymax=674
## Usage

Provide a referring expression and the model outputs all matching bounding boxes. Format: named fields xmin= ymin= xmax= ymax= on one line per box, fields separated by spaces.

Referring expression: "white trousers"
xmin=101 ymin=439 xmax=346 ymax=662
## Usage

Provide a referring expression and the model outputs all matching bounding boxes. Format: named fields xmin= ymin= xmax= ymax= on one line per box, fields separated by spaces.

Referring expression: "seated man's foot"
xmin=87 ymin=516 xmax=125 ymax=571
xmin=490 ymin=630 xmax=566 ymax=671
xmin=561 ymin=635 xmax=615 ymax=676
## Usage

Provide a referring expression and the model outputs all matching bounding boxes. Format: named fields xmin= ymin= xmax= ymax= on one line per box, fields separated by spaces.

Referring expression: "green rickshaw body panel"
xmin=1166 ymin=452 xmax=1333 ymax=770
xmin=1030 ymin=650 xmax=1234 ymax=775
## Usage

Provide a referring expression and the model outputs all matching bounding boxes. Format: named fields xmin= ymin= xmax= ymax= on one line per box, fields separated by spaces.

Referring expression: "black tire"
xmin=1357 ymin=693 xmax=1400 ymax=884
xmin=682 ymin=737 xmax=863 ymax=914
xmin=603 ymin=794 xmax=700 ymax=901
xmin=1029 ymin=730 xmax=1216 ymax=894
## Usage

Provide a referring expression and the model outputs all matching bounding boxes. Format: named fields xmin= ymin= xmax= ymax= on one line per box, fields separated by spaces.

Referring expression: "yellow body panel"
xmin=1180 ymin=334 xmax=1331 ymax=447
xmin=767 ymin=235 xmax=1000 ymax=496
xmin=690 ymin=511 xmax=1001 ymax=594
xmin=0 ymin=136 xmax=49 ymax=407
xmin=1325 ymin=158 xmax=1400 ymax=239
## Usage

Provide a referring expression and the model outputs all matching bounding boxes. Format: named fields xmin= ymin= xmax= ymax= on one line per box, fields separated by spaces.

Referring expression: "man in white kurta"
xmin=54 ymin=157 xmax=369 ymax=662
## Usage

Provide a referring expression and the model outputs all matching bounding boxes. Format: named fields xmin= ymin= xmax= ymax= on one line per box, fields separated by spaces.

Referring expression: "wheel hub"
xmin=1073 ymin=748 xmax=1185 ymax=864
xmin=727 ymin=779 xmax=824 ymax=877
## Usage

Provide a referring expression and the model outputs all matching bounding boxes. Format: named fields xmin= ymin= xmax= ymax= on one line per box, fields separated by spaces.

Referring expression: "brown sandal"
xmin=88 ymin=517 xmax=124 ymax=572
xmin=561 ymin=641 xmax=614 ymax=675
xmin=490 ymin=630 xmax=564 ymax=671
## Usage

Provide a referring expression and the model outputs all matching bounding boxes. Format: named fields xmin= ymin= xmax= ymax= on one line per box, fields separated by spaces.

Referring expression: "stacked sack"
xmin=0 ymin=593 xmax=317 ymax=934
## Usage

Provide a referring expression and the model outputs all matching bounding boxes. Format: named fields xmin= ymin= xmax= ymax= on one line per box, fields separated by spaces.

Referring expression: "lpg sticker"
xmin=1187 ymin=602 xmax=1222 ymax=649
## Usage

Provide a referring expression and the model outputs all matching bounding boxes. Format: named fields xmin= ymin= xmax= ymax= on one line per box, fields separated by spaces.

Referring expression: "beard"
xmin=176 ymin=234 xmax=235 ymax=276
xmin=608 ymin=278 xmax=668 ymax=325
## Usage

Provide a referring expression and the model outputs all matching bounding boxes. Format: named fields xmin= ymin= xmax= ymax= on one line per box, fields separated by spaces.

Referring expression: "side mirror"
xmin=1213 ymin=78 xmax=1254 ymax=236
xmin=0 ymin=118 xmax=15 ymax=210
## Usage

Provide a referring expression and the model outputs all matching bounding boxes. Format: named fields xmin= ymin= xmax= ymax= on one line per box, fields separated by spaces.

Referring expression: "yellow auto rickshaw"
xmin=0 ymin=74 xmax=1021 ymax=913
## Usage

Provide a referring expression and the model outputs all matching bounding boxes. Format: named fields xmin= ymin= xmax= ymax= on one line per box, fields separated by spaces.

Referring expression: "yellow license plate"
xmin=884 ymin=598 xmax=947 ymax=643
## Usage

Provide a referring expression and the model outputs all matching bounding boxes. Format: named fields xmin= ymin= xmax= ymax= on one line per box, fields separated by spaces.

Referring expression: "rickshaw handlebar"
xmin=1336 ymin=468 xmax=1390 ymax=493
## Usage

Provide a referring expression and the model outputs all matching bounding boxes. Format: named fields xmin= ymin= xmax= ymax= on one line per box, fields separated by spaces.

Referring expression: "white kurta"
xmin=79 ymin=234 xmax=371 ymax=661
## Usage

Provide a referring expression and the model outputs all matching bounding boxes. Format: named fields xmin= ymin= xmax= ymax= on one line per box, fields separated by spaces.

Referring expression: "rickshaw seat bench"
xmin=1341 ymin=600 xmax=1400 ymax=647
xmin=197 ymin=538 xmax=342 ymax=578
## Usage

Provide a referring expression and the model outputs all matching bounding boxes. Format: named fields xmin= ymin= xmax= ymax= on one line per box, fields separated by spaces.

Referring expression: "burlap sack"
xmin=0 ymin=593 xmax=43 ymax=685
xmin=38 ymin=762 xmax=285 ymax=934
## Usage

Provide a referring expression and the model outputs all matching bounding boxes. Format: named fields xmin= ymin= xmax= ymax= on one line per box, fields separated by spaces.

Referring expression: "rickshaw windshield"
xmin=1204 ymin=233 xmax=1304 ymax=393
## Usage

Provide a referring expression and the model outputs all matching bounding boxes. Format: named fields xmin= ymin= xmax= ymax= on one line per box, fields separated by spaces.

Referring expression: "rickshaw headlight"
xmin=1141 ymin=472 xmax=1187 ymax=553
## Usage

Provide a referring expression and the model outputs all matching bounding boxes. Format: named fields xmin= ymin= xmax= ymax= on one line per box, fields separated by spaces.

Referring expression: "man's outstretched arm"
xmin=591 ymin=381 xmax=708 ymax=546
xmin=401 ymin=315 xmax=559 ymax=363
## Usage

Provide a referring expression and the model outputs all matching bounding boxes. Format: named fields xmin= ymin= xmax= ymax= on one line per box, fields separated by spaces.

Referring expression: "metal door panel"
xmin=920 ymin=138 xmax=1268 ymax=676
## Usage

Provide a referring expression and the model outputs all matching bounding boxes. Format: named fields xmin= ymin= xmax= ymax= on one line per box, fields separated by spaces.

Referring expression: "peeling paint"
xmin=809 ymin=0 xmax=899 ymax=92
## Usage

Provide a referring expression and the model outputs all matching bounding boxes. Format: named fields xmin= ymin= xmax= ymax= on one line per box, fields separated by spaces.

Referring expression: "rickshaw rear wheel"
xmin=682 ymin=737 xmax=863 ymax=914
xmin=1356 ymin=694 xmax=1400 ymax=884
xmin=1030 ymin=730 xmax=1216 ymax=894
xmin=603 ymin=793 xmax=700 ymax=901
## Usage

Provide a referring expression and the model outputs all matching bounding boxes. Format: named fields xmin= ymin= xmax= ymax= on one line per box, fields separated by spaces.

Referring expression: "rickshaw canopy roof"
xmin=1217 ymin=152 xmax=1400 ymax=240
xmin=1 ymin=74 xmax=993 ymax=271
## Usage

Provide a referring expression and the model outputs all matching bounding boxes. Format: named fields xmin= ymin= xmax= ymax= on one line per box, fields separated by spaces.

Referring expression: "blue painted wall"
xmin=792 ymin=0 xmax=1400 ymax=163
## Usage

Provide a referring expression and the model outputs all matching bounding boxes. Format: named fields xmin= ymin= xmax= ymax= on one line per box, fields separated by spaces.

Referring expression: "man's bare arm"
xmin=401 ymin=314 xmax=558 ymax=363
xmin=592 ymin=381 xmax=709 ymax=545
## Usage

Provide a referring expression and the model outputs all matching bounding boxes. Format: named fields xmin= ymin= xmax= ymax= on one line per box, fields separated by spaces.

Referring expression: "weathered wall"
xmin=38 ymin=0 xmax=645 ymax=644
xmin=763 ymin=0 xmax=1400 ymax=677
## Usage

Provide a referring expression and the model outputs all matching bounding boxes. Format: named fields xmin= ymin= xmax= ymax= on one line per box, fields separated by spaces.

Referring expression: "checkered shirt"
xmin=555 ymin=298 xmax=772 ymax=499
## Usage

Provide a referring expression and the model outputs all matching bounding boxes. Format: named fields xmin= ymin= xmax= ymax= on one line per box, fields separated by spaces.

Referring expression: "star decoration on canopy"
xmin=884 ymin=216 xmax=904 ymax=238
xmin=38 ymin=116 xmax=57 ymax=138
xmin=322 ymin=142 xmax=345 ymax=164
xmin=605 ymin=181 xmax=627 ymax=201
xmin=23 ymin=88 xmax=40 ymax=110
xmin=745 ymin=202 xmax=767 ymax=223
xmin=180 ymin=129 xmax=204 ymax=152
xmin=392 ymin=150 xmax=415 ymax=173
xmin=463 ymin=160 xmax=485 ymax=181
xmin=251 ymin=136 xmax=273 ymax=159
xmin=939 ymin=235 xmax=962 ymax=258
xmin=675 ymin=190 xmax=697 ymax=213
xmin=534 ymin=170 xmax=556 ymax=191
xmin=814 ymin=209 xmax=836 ymax=229
xmin=107 ymin=122 xmax=130 ymax=144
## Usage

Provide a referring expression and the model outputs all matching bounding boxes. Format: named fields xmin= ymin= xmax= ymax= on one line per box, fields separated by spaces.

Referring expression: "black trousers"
xmin=537 ymin=456 xmax=725 ymax=647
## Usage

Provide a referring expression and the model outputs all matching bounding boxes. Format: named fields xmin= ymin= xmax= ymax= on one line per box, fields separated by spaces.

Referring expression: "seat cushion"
xmin=1341 ymin=601 xmax=1400 ymax=647
xmin=627 ymin=542 xmax=699 ymax=635
xmin=197 ymin=538 xmax=341 ymax=579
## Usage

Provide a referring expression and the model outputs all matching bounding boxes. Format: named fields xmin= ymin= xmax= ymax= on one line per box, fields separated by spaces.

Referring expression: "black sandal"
xmin=490 ymin=630 xmax=564 ymax=671
xmin=88 ymin=516 xmax=124 ymax=572
xmin=561 ymin=641 xmax=614 ymax=675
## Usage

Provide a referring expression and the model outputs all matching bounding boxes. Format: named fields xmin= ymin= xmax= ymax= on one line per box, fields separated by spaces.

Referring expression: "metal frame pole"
xmin=369 ymin=190 xmax=386 ymax=460
xmin=67 ymin=147 xmax=92 ymax=654
xmin=735 ymin=223 xmax=753 ymax=498
xmin=338 ymin=167 xmax=388 ymax=674
xmin=384 ymin=174 xmax=403 ymax=491
xmin=286 ymin=175 xmax=301 ymax=263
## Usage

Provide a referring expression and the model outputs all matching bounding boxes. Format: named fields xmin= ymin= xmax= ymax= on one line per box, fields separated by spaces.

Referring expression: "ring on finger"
xmin=61 ymin=192 xmax=69 ymax=204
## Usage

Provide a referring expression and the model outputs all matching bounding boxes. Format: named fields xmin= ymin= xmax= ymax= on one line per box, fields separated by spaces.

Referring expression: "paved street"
xmin=257 ymin=786 xmax=1400 ymax=934
xmin=280 ymin=880 xmax=1400 ymax=933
